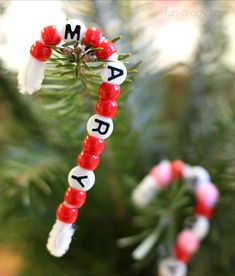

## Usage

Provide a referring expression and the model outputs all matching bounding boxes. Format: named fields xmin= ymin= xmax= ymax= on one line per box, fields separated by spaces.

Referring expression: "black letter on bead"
xmin=72 ymin=175 xmax=87 ymax=188
xmin=92 ymin=119 xmax=110 ymax=135
xmin=107 ymin=65 xmax=123 ymax=81
xmin=64 ymin=24 xmax=81 ymax=40
xmin=168 ymin=265 xmax=177 ymax=274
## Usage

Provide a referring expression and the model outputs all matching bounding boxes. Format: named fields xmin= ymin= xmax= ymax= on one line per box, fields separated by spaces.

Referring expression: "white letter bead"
xmin=101 ymin=60 xmax=127 ymax=85
xmin=68 ymin=166 xmax=95 ymax=192
xmin=158 ymin=258 xmax=187 ymax=276
xmin=132 ymin=175 xmax=160 ymax=208
xmin=59 ymin=19 xmax=86 ymax=42
xmin=183 ymin=165 xmax=210 ymax=190
xmin=87 ymin=114 xmax=113 ymax=139
xmin=189 ymin=216 xmax=210 ymax=240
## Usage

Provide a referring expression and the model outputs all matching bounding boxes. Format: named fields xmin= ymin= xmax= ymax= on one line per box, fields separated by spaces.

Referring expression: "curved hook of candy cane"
xmin=131 ymin=160 xmax=214 ymax=208
xmin=47 ymin=220 xmax=75 ymax=257
xmin=17 ymin=19 xmax=87 ymax=95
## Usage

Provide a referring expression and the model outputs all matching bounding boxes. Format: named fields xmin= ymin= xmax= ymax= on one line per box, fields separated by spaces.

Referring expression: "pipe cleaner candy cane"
xmin=132 ymin=160 xmax=219 ymax=276
xmin=18 ymin=19 xmax=127 ymax=257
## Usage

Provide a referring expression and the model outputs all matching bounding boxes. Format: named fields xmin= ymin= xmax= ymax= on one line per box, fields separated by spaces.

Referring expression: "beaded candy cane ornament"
xmin=132 ymin=160 xmax=219 ymax=276
xmin=18 ymin=19 xmax=127 ymax=257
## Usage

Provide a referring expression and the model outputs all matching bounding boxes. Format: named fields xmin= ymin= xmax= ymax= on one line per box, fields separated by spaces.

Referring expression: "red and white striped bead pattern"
xmin=28 ymin=19 xmax=128 ymax=257
xmin=132 ymin=160 xmax=219 ymax=276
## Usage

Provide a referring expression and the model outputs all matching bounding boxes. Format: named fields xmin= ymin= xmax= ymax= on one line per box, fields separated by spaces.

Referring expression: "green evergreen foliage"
xmin=0 ymin=1 xmax=235 ymax=275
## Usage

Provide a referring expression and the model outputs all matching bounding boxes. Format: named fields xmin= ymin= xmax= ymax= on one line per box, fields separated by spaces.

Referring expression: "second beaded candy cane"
xmin=19 ymin=19 xmax=127 ymax=257
xmin=132 ymin=160 xmax=219 ymax=276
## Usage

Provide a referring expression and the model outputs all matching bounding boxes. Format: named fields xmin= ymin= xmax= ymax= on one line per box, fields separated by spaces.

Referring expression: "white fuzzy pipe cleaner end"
xmin=47 ymin=220 xmax=75 ymax=257
xmin=131 ymin=175 xmax=160 ymax=208
xmin=18 ymin=55 xmax=46 ymax=95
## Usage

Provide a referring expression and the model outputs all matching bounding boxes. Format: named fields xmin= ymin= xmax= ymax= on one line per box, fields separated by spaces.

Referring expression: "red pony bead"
xmin=56 ymin=204 xmax=78 ymax=224
xmin=95 ymin=40 xmax=116 ymax=59
xmin=64 ymin=187 xmax=86 ymax=208
xmin=98 ymin=82 xmax=120 ymax=101
xmin=172 ymin=160 xmax=185 ymax=180
xmin=174 ymin=244 xmax=191 ymax=263
xmin=41 ymin=25 xmax=61 ymax=46
xmin=83 ymin=135 xmax=105 ymax=156
xmin=96 ymin=99 xmax=118 ymax=118
xmin=77 ymin=151 xmax=100 ymax=171
xmin=194 ymin=201 xmax=214 ymax=219
xmin=83 ymin=27 xmax=103 ymax=48
xmin=30 ymin=40 xmax=52 ymax=62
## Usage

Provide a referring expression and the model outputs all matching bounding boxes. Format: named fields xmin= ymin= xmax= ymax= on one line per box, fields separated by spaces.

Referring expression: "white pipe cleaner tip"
xmin=47 ymin=220 xmax=75 ymax=257
xmin=18 ymin=55 xmax=46 ymax=95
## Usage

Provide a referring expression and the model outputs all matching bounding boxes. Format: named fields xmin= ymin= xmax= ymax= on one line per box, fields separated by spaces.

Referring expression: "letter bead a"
xmin=101 ymin=60 xmax=127 ymax=85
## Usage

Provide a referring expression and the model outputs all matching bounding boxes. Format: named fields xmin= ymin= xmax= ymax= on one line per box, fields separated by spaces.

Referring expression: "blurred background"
xmin=0 ymin=0 xmax=235 ymax=275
